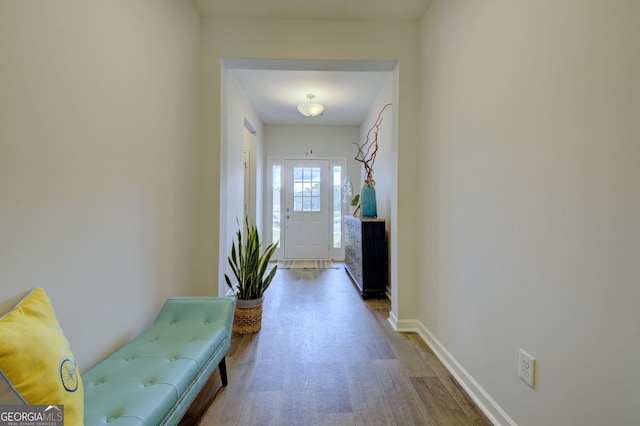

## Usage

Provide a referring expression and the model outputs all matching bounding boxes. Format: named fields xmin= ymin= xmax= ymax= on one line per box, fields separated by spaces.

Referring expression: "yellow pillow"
xmin=0 ymin=288 xmax=83 ymax=424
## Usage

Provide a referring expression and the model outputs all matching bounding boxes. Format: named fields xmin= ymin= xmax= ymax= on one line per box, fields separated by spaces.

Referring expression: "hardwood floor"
xmin=185 ymin=266 xmax=491 ymax=426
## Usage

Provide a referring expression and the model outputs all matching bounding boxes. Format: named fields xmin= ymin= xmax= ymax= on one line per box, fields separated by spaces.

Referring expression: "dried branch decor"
xmin=353 ymin=103 xmax=392 ymax=184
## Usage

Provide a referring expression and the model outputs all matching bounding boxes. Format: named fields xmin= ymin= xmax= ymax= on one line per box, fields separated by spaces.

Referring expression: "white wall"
xmin=264 ymin=124 xmax=359 ymax=258
xmin=217 ymin=68 xmax=265 ymax=297
xmin=355 ymin=75 xmax=394 ymax=292
xmin=243 ymin=126 xmax=260 ymax=226
xmin=419 ymin=1 xmax=640 ymax=424
xmin=264 ymin=124 xmax=360 ymax=203
xmin=358 ymin=75 xmax=394 ymax=227
xmin=265 ymin=125 xmax=359 ymax=159
xmin=0 ymin=0 xmax=200 ymax=370
xmin=200 ymin=18 xmax=421 ymax=322
xmin=264 ymin=124 xmax=359 ymax=187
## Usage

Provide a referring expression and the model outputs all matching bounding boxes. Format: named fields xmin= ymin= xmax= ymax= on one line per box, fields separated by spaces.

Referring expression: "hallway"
xmin=191 ymin=266 xmax=491 ymax=425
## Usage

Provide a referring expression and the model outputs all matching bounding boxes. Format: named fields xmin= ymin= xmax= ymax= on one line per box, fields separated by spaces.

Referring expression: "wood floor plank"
xmin=366 ymin=335 xmax=397 ymax=359
xmin=282 ymin=360 xmax=314 ymax=393
xmin=236 ymin=391 xmax=283 ymax=426
xmin=249 ymin=361 xmax=287 ymax=392
xmin=192 ymin=267 xmax=491 ymax=426
xmin=367 ymin=312 xmax=441 ymax=378
xmin=372 ymin=359 xmax=437 ymax=425
xmin=196 ymin=360 xmax=258 ymax=424
xmin=442 ymin=375 xmax=492 ymax=424
xmin=411 ymin=376 xmax=480 ymax=426
xmin=316 ymin=412 xmax=357 ymax=426
xmin=310 ymin=362 xmax=349 ymax=392
xmin=278 ymin=390 xmax=317 ymax=425
xmin=344 ymin=361 xmax=397 ymax=425
xmin=315 ymin=390 xmax=352 ymax=414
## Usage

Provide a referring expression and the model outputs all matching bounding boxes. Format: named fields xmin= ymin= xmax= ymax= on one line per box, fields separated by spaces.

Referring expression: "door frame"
xmin=266 ymin=156 xmax=346 ymax=261
xmin=283 ymin=158 xmax=330 ymax=259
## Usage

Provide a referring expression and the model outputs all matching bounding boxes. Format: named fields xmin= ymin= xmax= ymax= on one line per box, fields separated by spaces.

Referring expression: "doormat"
xmin=277 ymin=259 xmax=338 ymax=269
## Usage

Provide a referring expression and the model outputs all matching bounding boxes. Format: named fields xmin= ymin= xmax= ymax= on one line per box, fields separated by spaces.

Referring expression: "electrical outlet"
xmin=519 ymin=349 xmax=536 ymax=389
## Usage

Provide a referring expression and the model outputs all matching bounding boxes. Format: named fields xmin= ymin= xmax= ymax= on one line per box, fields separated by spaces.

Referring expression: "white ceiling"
xmin=195 ymin=1 xmax=430 ymax=126
xmin=230 ymin=67 xmax=392 ymax=126
xmin=224 ymin=58 xmax=397 ymax=126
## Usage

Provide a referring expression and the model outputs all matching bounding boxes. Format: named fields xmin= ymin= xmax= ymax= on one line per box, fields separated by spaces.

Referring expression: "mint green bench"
xmin=83 ymin=297 xmax=235 ymax=425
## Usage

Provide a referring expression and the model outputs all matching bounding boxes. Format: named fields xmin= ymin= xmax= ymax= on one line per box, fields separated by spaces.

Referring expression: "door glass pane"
xmin=293 ymin=168 xmax=302 ymax=180
xmin=293 ymin=166 xmax=321 ymax=212
xmin=311 ymin=168 xmax=321 ymax=181
xmin=272 ymin=165 xmax=281 ymax=247
xmin=333 ymin=166 xmax=342 ymax=248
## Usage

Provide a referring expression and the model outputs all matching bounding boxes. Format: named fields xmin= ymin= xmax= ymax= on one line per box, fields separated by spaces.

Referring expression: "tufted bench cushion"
xmin=83 ymin=297 xmax=235 ymax=425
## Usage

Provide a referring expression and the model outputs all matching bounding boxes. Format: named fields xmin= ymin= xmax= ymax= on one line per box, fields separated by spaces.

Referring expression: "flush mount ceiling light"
xmin=297 ymin=94 xmax=324 ymax=117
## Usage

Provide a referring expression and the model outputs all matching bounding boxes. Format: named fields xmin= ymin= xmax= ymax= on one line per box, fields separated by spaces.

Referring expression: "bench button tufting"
xmin=83 ymin=298 xmax=235 ymax=426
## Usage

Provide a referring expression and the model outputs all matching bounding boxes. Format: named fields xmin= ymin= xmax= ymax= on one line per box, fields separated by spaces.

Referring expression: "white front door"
xmin=283 ymin=159 xmax=330 ymax=259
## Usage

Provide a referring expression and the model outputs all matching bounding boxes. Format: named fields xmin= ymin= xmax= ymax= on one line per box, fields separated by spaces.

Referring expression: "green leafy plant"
xmin=350 ymin=194 xmax=360 ymax=206
xmin=225 ymin=216 xmax=278 ymax=300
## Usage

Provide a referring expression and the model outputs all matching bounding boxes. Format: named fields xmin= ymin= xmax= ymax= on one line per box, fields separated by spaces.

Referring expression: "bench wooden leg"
xmin=218 ymin=357 xmax=228 ymax=386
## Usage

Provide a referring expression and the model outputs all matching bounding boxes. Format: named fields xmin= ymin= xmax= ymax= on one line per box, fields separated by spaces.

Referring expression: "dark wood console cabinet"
xmin=343 ymin=215 xmax=387 ymax=298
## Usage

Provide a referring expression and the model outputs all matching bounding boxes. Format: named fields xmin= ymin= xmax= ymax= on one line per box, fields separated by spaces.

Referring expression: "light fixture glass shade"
xmin=297 ymin=94 xmax=324 ymax=117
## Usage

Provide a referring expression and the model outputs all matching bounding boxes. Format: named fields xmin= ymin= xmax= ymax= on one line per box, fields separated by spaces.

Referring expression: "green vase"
xmin=361 ymin=182 xmax=377 ymax=218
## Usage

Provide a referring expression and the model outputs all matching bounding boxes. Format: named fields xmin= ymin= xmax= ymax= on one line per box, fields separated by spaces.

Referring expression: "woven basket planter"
xmin=233 ymin=297 xmax=263 ymax=334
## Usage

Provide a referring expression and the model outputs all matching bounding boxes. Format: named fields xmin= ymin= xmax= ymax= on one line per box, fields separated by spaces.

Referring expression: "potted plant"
xmin=350 ymin=194 xmax=360 ymax=216
xmin=225 ymin=216 xmax=278 ymax=334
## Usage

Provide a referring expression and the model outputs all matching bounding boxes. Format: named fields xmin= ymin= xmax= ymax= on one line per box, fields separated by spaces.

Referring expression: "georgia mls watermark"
xmin=0 ymin=405 xmax=63 ymax=426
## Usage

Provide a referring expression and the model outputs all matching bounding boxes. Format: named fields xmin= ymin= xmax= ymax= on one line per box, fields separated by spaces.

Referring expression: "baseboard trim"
xmin=387 ymin=310 xmax=399 ymax=330
xmin=391 ymin=318 xmax=515 ymax=426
